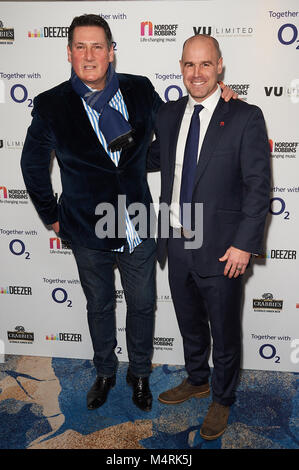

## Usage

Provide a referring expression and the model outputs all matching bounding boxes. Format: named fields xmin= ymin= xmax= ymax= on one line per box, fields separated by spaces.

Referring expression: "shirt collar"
xmin=187 ymin=84 xmax=221 ymax=113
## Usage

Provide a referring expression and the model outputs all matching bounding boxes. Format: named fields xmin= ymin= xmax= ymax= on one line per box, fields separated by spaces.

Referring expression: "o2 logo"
xmin=269 ymin=197 xmax=290 ymax=220
xmin=52 ymin=287 xmax=72 ymax=308
xmin=10 ymin=84 xmax=33 ymax=107
xmin=9 ymin=239 xmax=30 ymax=259
xmin=278 ymin=23 xmax=299 ymax=50
xmin=164 ymin=85 xmax=183 ymax=102
xmin=0 ymin=81 xmax=33 ymax=107
xmin=259 ymin=343 xmax=280 ymax=363
xmin=259 ymin=341 xmax=299 ymax=365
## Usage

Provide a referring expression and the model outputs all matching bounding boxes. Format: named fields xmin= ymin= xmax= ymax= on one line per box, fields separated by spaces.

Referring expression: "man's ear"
xmin=179 ymin=59 xmax=183 ymax=74
xmin=67 ymin=45 xmax=72 ymax=64
xmin=217 ymin=57 xmax=223 ymax=75
xmin=108 ymin=44 xmax=114 ymax=63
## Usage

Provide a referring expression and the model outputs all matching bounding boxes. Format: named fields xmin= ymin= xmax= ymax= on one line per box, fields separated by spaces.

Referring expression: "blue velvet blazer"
xmin=21 ymin=74 xmax=163 ymax=249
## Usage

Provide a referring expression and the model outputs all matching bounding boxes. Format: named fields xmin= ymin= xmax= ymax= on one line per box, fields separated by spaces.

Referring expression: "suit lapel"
xmin=118 ymin=77 xmax=138 ymax=133
xmin=118 ymin=74 xmax=161 ymax=167
xmin=193 ymin=97 xmax=229 ymax=189
xmin=117 ymin=77 xmax=137 ymax=166
xmin=63 ymin=81 xmax=119 ymax=171
xmin=64 ymin=77 xmax=141 ymax=169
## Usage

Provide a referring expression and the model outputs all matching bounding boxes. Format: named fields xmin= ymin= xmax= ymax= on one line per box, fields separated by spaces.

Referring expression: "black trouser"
xmin=167 ymin=232 xmax=242 ymax=406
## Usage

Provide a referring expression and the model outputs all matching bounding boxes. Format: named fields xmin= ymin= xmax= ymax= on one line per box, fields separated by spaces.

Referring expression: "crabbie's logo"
xmin=140 ymin=21 xmax=178 ymax=43
xmin=7 ymin=326 xmax=34 ymax=343
xmin=253 ymin=293 xmax=283 ymax=312
xmin=0 ymin=20 xmax=14 ymax=44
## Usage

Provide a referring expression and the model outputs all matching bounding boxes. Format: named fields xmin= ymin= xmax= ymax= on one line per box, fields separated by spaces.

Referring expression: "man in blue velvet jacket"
xmin=21 ymin=14 xmax=162 ymax=412
xmin=21 ymin=14 xmax=235 ymax=412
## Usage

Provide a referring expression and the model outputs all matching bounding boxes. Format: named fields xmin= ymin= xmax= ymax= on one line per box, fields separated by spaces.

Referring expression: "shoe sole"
xmin=199 ymin=427 xmax=226 ymax=440
xmin=158 ymin=388 xmax=210 ymax=404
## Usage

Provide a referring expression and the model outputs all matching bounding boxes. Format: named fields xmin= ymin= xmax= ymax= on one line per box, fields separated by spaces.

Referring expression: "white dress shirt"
xmin=170 ymin=85 xmax=221 ymax=228
xmin=82 ymin=88 xmax=142 ymax=253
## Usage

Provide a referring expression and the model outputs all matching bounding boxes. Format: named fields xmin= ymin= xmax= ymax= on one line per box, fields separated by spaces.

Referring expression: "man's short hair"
xmin=182 ymin=34 xmax=222 ymax=60
xmin=68 ymin=14 xmax=113 ymax=49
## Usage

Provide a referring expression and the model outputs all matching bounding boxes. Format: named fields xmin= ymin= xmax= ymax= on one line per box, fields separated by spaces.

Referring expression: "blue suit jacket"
xmin=148 ymin=95 xmax=271 ymax=276
xmin=21 ymin=74 xmax=162 ymax=249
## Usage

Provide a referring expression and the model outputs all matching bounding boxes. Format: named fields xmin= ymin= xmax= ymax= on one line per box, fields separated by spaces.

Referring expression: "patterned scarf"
xmin=71 ymin=64 xmax=134 ymax=152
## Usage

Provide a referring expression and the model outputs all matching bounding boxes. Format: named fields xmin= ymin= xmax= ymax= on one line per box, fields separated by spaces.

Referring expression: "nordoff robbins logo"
xmin=140 ymin=21 xmax=178 ymax=37
xmin=253 ymin=293 xmax=283 ymax=312
xmin=153 ymin=337 xmax=175 ymax=350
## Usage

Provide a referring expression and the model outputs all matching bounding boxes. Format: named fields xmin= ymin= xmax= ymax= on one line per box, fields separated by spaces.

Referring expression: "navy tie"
xmin=180 ymin=104 xmax=204 ymax=229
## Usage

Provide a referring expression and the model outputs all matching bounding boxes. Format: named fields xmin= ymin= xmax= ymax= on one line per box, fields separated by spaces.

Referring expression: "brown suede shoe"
xmin=200 ymin=402 xmax=230 ymax=440
xmin=158 ymin=378 xmax=210 ymax=404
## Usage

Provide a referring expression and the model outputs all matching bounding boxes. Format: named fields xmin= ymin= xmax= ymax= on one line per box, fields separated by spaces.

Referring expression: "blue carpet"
xmin=0 ymin=355 xmax=298 ymax=450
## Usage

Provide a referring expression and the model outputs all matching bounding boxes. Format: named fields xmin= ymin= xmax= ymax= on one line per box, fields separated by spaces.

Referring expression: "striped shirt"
xmin=82 ymin=89 xmax=142 ymax=253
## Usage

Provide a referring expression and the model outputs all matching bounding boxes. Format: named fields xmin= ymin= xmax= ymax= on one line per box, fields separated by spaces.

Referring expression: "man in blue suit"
xmin=21 ymin=15 xmax=235 ymax=413
xmin=148 ymin=35 xmax=270 ymax=438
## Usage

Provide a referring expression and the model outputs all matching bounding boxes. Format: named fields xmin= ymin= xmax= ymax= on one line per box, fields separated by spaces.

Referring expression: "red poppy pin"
xmin=220 ymin=121 xmax=225 ymax=127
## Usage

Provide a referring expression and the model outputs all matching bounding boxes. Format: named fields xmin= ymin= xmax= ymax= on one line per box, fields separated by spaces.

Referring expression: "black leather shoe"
xmin=87 ymin=375 xmax=116 ymax=410
xmin=126 ymin=369 xmax=152 ymax=411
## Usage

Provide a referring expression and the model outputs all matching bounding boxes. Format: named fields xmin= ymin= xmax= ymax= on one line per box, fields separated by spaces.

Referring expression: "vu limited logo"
xmin=265 ymin=86 xmax=283 ymax=97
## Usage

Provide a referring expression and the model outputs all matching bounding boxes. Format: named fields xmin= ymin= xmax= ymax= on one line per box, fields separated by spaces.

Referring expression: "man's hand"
xmin=219 ymin=246 xmax=250 ymax=278
xmin=219 ymin=81 xmax=238 ymax=102
xmin=52 ymin=221 xmax=60 ymax=234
